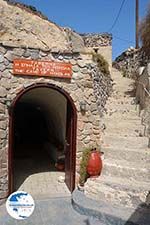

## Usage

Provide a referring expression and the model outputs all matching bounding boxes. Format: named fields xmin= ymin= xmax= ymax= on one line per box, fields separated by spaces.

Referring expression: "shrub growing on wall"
xmin=92 ymin=52 xmax=110 ymax=75
xmin=79 ymin=147 xmax=91 ymax=185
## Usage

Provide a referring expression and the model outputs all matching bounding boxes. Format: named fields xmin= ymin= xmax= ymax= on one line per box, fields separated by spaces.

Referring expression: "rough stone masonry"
xmin=0 ymin=0 xmax=112 ymax=202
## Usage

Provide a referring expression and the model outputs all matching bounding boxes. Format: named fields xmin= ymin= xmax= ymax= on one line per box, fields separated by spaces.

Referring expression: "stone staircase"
xmin=85 ymin=68 xmax=150 ymax=209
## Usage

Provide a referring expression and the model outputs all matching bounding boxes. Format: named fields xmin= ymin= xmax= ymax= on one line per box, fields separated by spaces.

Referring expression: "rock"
xmin=0 ymin=54 xmax=4 ymax=63
xmin=78 ymin=60 xmax=86 ymax=68
xmin=64 ymin=54 xmax=73 ymax=60
xmin=84 ymin=81 xmax=93 ymax=88
xmin=72 ymin=73 xmax=83 ymax=80
xmin=4 ymin=51 xmax=14 ymax=62
xmin=90 ymin=96 xmax=96 ymax=103
xmin=0 ymin=103 xmax=5 ymax=113
xmin=93 ymin=129 xmax=99 ymax=135
xmin=1 ymin=78 xmax=10 ymax=90
xmin=73 ymin=53 xmax=82 ymax=60
xmin=23 ymin=50 xmax=31 ymax=58
xmin=82 ymin=68 xmax=89 ymax=74
xmin=0 ymin=130 xmax=6 ymax=139
xmin=13 ymin=48 xmax=25 ymax=57
xmin=2 ymin=70 xmax=11 ymax=79
xmin=0 ymin=114 xmax=6 ymax=121
xmin=83 ymin=129 xmax=91 ymax=136
xmin=30 ymin=49 xmax=40 ymax=59
xmin=70 ymin=59 xmax=77 ymax=65
xmin=58 ymin=55 xmax=64 ymax=60
xmin=85 ymin=74 xmax=92 ymax=81
xmin=84 ymin=136 xmax=91 ymax=144
xmin=93 ymin=126 xmax=100 ymax=130
xmin=3 ymin=58 xmax=9 ymax=66
xmin=0 ymin=87 xmax=7 ymax=97
xmin=64 ymin=27 xmax=85 ymax=52
xmin=39 ymin=51 xmax=48 ymax=57
xmin=72 ymin=65 xmax=79 ymax=73
xmin=0 ymin=64 xmax=6 ymax=72
xmin=0 ymin=121 xmax=7 ymax=130
xmin=90 ymin=104 xmax=97 ymax=112
xmin=0 ymin=47 xmax=6 ymax=54
xmin=92 ymin=120 xmax=100 ymax=126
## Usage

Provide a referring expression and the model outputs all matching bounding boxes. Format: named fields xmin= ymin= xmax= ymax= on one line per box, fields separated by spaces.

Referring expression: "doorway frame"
xmin=8 ymin=82 xmax=77 ymax=195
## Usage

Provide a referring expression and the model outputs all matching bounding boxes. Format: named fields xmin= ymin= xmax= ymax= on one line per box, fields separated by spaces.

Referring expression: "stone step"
xmin=112 ymin=75 xmax=133 ymax=83
xmin=110 ymin=95 xmax=135 ymax=100
xmin=104 ymin=127 xmax=144 ymax=137
xmin=102 ymin=135 xmax=148 ymax=149
xmin=106 ymin=101 xmax=136 ymax=107
xmin=94 ymin=68 xmax=150 ymax=210
xmin=106 ymin=107 xmax=139 ymax=115
xmin=106 ymin=95 xmax=134 ymax=100
xmin=104 ymin=125 xmax=144 ymax=137
xmin=101 ymin=146 xmax=150 ymax=164
xmin=97 ymin=175 xmax=149 ymax=193
xmin=72 ymin=189 xmax=150 ymax=225
xmin=102 ymin=158 xmax=150 ymax=182
xmin=106 ymin=104 xmax=137 ymax=111
xmin=107 ymin=94 xmax=135 ymax=99
xmin=112 ymin=84 xmax=134 ymax=90
xmin=105 ymin=131 xmax=143 ymax=137
xmin=104 ymin=119 xmax=143 ymax=128
xmin=104 ymin=113 xmax=141 ymax=121
xmin=111 ymin=75 xmax=134 ymax=83
xmin=105 ymin=110 xmax=139 ymax=118
xmin=106 ymin=96 xmax=135 ymax=103
xmin=104 ymin=117 xmax=142 ymax=125
xmin=110 ymin=88 xmax=135 ymax=94
xmin=85 ymin=175 xmax=149 ymax=208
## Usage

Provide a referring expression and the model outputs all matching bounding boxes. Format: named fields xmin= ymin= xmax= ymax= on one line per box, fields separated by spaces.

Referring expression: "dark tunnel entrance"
xmin=9 ymin=84 xmax=77 ymax=198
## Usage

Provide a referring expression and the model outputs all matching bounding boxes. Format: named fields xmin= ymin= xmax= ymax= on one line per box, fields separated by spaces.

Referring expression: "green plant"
xmin=92 ymin=52 xmax=110 ymax=75
xmin=79 ymin=146 xmax=101 ymax=185
xmin=79 ymin=147 xmax=91 ymax=185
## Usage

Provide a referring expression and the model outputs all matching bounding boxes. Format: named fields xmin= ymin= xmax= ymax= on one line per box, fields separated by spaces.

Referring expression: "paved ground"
xmin=14 ymin=143 xmax=70 ymax=199
xmin=1 ymin=145 xmax=88 ymax=224
xmin=0 ymin=196 xmax=88 ymax=225
xmin=14 ymin=158 xmax=70 ymax=199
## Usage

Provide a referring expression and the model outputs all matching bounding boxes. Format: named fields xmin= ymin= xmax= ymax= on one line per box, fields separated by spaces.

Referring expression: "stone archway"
xmin=8 ymin=83 xmax=77 ymax=197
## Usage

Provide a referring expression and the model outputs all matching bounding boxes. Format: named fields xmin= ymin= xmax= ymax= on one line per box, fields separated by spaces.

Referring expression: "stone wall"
xmin=0 ymin=0 xmax=112 ymax=56
xmin=0 ymin=45 xmax=112 ymax=201
xmin=135 ymin=63 xmax=150 ymax=139
xmin=0 ymin=0 xmax=112 ymax=202
xmin=113 ymin=47 xmax=149 ymax=79
xmin=81 ymin=33 xmax=112 ymax=70
xmin=136 ymin=64 xmax=150 ymax=109
xmin=0 ymin=0 xmax=71 ymax=51
xmin=81 ymin=33 xmax=112 ymax=47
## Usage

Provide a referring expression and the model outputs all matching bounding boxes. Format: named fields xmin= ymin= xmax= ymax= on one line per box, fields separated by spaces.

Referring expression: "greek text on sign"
xmin=13 ymin=59 xmax=72 ymax=79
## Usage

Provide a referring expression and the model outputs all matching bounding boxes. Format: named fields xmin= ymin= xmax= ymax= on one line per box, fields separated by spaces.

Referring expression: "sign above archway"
xmin=13 ymin=59 xmax=72 ymax=79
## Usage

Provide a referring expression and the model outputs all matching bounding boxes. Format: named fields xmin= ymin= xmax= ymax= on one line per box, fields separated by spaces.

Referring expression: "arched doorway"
xmin=8 ymin=83 xmax=77 ymax=197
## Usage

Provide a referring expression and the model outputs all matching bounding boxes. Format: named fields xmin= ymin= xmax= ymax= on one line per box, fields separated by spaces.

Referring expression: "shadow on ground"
xmin=125 ymin=193 xmax=150 ymax=225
